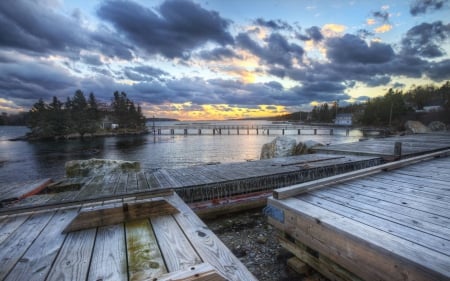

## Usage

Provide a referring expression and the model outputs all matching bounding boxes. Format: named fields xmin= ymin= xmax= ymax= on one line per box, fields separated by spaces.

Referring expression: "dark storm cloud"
xmin=97 ymin=0 xmax=234 ymax=59
xmin=0 ymin=0 xmax=89 ymax=54
xmin=81 ymin=55 xmax=103 ymax=66
xmin=426 ymin=59 xmax=450 ymax=80
xmin=297 ymin=26 xmax=323 ymax=42
xmin=410 ymin=0 xmax=448 ymax=15
xmin=254 ymin=18 xmax=292 ymax=31
xmin=326 ymin=34 xmax=395 ymax=64
xmin=357 ymin=29 xmax=374 ymax=39
xmin=124 ymin=66 xmax=169 ymax=82
xmin=401 ymin=21 xmax=450 ymax=58
xmin=199 ymin=47 xmax=241 ymax=61
xmin=236 ymin=32 xmax=304 ymax=68
xmin=365 ymin=75 xmax=391 ymax=87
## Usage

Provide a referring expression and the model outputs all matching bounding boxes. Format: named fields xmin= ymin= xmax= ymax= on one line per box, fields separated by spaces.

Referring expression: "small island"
xmin=26 ymin=90 xmax=147 ymax=140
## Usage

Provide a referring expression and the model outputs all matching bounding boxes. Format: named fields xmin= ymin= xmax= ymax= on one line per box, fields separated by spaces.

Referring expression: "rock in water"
xmin=260 ymin=136 xmax=297 ymax=159
xmin=404 ymin=120 xmax=430 ymax=134
xmin=65 ymin=158 xmax=140 ymax=177
xmin=428 ymin=121 xmax=446 ymax=131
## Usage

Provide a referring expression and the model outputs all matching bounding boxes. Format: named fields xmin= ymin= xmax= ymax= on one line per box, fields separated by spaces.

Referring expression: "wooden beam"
xmin=273 ymin=149 xmax=450 ymax=199
xmin=63 ymin=198 xmax=179 ymax=233
xmin=157 ymin=263 xmax=227 ymax=281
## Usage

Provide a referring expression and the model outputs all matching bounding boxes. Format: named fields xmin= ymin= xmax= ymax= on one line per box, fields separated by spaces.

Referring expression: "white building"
xmin=335 ymin=113 xmax=353 ymax=126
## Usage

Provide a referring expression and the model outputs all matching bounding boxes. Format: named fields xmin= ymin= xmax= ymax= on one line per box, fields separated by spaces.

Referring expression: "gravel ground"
xmin=204 ymin=208 xmax=327 ymax=281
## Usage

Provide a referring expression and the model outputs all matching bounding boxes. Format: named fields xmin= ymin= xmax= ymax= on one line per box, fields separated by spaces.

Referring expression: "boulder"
xmin=428 ymin=121 xmax=446 ymax=131
xmin=294 ymin=140 xmax=324 ymax=155
xmin=65 ymin=158 xmax=140 ymax=177
xmin=260 ymin=136 xmax=297 ymax=159
xmin=404 ymin=120 xmax=430 ymax=134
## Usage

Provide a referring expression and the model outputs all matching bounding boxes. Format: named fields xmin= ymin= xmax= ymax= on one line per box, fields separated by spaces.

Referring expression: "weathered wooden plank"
xmin=87 ymin=224 xmax=127 ymax=281
xmin=136 ymin=172 xmax=149 ymax=191
xmin=46 ymin=228 xmax=96 ymax=281
xmin=145 ymin=171 xmax=161 ymax=189
xmin=4 ymin=208 xmax=78 ymax=281
xmin=64 ymin=198 xmax=178 ymax=233
xmin=0 ymin=215 xmax=27 ymax=245
xmin=317 ymin=188 xmax=450 ymax=238
xmin=126 ymin=173 xmax=139 ymax=193
xmin=75 ymin=174 xmax=106 ymax=200
xmin=114 ymin=173 xmax=129 ymax=194
xmin=0 ymin=212 xmax=54 ymax=280
xmin=274 ymin=149 xmax=450 ymax=200
xmin=151 ymin=215 xmax=202 ymax=271
xmin=324 ymin=183 xmax=450 ymax=228
xmin=299 ymin=193 xmax=450 ymax=255
xmin=156 ymin=263 xmax=227 ymax=281
xmin=165 ymin=194 xmax=257 ymax=281
xmin=371 ymin=173 xmax=450 ymax=192
xmin=341 ymin=183 xmax=450 ymax=215
xmin=125 ymin=219 xmax=167 ymax=281
xmin=268 ymin=197 xmax=450 ymax=281
xmin=279 ymin=236 xmax=361 ymax=281
xmin=0 ymin=178 xmax=52 ymax=202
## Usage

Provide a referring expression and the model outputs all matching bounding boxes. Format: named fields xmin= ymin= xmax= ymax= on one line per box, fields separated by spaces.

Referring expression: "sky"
xmin=1 ymin=0 xmax=450 ymax=120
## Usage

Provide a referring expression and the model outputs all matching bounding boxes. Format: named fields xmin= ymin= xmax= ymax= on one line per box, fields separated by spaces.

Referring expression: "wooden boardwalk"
xmin=266 ymin=150 xmax=450 ymax=281
xmin=0 ymin=190 xmax=256 ymax=281
xmin=313 ymin=132 xmax=450 ymax=158
xmin=0 ymin=154 xmax=381 ymax=212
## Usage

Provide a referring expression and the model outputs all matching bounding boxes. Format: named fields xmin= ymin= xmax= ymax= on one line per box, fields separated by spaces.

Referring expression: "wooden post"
xmin=158 ymin=129 xmax=161 ymax=135
xmin=282 ymin=129 xmax=285 ymax=135
xmin=394 ymin=142 xmax=402 ymax=159
xmin=213 ymin=128 xmax=215 ymax=135
xmin=198 ymin=129 xmax=201 ymax=135
xmin=346 ymin=128 xmax=349 ymax=136
xmin=219 ymin=128 xmax=222 ymax=135
xmin=298 ymin=129 xmax=301 ymax=135
xmin=247 ymin=128 xmax=249 ymax=135
xmin=256 ymin=129 xmax=259 ymax=135
xmin=184 ymin=129 xmax=188 ymax=135
xmin=330 ymin=129 xmax=333 ymax=135
xmin=170 ymin=129 xmax=174 ymax=135
xmin=267 ymin=129 xmax=270 ymax=135
xmin=237 ymin=128 xmax=239 ymax=135
xmin=314 ymin=129 xmax=317 ymax=135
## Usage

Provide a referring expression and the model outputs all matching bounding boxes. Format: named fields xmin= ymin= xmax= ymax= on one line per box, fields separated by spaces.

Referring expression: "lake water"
xmin=0 ymin=121 xmax=362 ymax=184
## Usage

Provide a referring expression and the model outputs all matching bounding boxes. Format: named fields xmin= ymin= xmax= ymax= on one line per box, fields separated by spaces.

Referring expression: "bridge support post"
xmin=184 ymin=129 xmax=188 ymax=135
xmin=256 ymin=129 xmax=259 ymax=135
xmin=298 ymin=129 xmax=301 ymax=135
xmin=198 ymin=129 xmax=201 ymax=135
xmin=346 ymin=129 xmax=349 ymax=136
xmin=237 ymin=128 xmax=239 ymax=135
xmin=314 ymin=129 xmax=317 ymax=135
xmin=170 ymin=129 xmax=174 ymax=135
xmin=282 ymin=129 xmax=285 ymax=135
xmin=330 ymin=129 xmax=333 ymax=135
xmin=394 ymin=142 xmax=402 ymax=159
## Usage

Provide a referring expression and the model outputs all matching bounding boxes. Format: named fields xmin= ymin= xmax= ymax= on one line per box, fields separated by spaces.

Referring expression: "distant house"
xmin=101 ymin=116 xmax=118 ymax=129
xmin=335 ymin=113 xmax=352 ymax=126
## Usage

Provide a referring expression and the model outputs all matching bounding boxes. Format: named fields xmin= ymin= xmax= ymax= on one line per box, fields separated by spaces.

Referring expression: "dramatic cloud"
xmin=372 ymin=11 xmax=390 ymax=23
xmin=237 ymin=33 xmax=304 ymax=68
xmin=254 ymin=18 xmax=292 ymax=31
xmin=326 ymin=34 xmax=395 ymax=64
xmin=297 ymin=26 xmax=323 ymax=42
xmin=410 ymin=0 xmax=448 ymax=15
xmin=199 ymin=47 xmax=241 ymax=61
xmin=0 ymin=0 xmax=89 ymax=54
xmin=401 ymin=21 xmax=450 ymax=58
xmin=97 ymin=0 xmax=234 ymax=59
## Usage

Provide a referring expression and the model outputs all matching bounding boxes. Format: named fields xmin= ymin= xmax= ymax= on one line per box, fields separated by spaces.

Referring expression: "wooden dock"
xmin=0 ymin=190 xmax=257 ymax=281
xmin=0 ymin=154 xmax=381 ymax=213
xmin=313 ymin=132 xmax=450 ymax=159
xmin=150 ymin=124 xmax=374 ymax=136
xmin=266 ymin=149 xmax=450 ymax=281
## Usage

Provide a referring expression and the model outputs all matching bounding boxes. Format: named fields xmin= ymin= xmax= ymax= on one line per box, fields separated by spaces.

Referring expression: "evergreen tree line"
xmin=309 ymin=80 xmax=450 ymax=127
xmin=28 ymin=90 xmax=146 ymax=139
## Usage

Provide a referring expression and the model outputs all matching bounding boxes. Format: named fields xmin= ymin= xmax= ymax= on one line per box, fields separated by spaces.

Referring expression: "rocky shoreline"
xmin=205 ymin=208 xmax=327 ymax=281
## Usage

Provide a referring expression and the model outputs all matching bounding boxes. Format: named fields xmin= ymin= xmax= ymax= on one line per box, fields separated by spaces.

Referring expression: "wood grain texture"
xmin=165 ymin=194 xmax=257 ymax=281
xmin=268 ymin=196 xmax=450 ymax=281
xmin=4 ymin=208 xmax=79 ymax=281
xmin=88 ymin=224 xmax=127 ymax=281
xmin=157 ymin=263 xmax=227 ymax=281
xmin=0 ymin=212 xmax=54 ymax=280
xmin=151 ymin=215 xmax=202 ymax=271
xmin=46 ymin=228 xmax=97 ymax=281
xmin=125 ymin=219 xmax=167 ymax=281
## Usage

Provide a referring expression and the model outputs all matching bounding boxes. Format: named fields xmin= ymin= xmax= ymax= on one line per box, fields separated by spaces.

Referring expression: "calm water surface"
xmin=0 ymin=121 xmax=362 ymax=184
